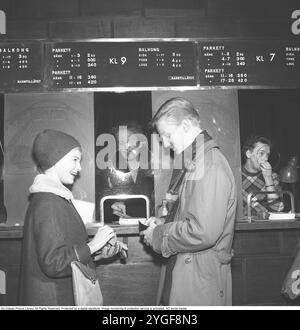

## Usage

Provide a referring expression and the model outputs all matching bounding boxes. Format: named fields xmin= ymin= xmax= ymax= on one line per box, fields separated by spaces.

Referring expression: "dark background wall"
xmin=0 ymin=0 xmax=299 ymax=39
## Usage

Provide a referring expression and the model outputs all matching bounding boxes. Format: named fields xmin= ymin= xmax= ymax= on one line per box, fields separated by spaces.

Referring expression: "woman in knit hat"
xmin=19 ymin=129 xmax=127 ymax=306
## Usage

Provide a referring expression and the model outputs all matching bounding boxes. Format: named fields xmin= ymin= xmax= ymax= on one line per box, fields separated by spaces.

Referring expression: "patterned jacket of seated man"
xmin=241 ymin=135 xmax=284 ymax=217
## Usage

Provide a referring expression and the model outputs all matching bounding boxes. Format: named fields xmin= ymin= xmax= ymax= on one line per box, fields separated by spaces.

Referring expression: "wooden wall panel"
xmin=144 ymin=0 xmax=206 ymax=10
xmin=113 ymin=18 xmax=175 ymax=38
xmin=245 ymin=256 xmax=293 ymax=305
xmin=280 ymin=231 xmax=300 ymax=255
xmin=49 ymin=18 xmax=112 ymax=39
xmin=231 ymin=258 xmax=245 ymax=305
xmin=175 ymin=17 xmax=240 ymax=38
xmin=96 ymin=262 xmax=161 ymax=306
xmin=13 ymin=0 xmax=80 ymax=20
xmin=0 ymin=239 xmax=22 ymax=265
xmin=207 ymin=0 xmax=266 ymax=18
xmin=5 ymin=20 xmax=48 ymax=39
xmin=239 ymin=19 xmax=293 ymax=39
xmin=233 ymin=231 xmax=281 ymax=256
xmin=0 ymin=238 xmax=22 ymax=306
xmin=145 ymin=9 xmax=205 ymax=18
xmin=80 ymin=0 xmax=143 ymax=17
xmin=125 ymin=236 xmax=160 ymax=263
xmin=2 ymin=265 xmax=20 ymax=305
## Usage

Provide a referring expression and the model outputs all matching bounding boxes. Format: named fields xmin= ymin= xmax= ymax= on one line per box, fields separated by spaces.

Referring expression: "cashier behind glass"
xmin=98 ymin=121 xmax=154 ymax=222
xmin=241 ymin=135 xmax=284 ymax=217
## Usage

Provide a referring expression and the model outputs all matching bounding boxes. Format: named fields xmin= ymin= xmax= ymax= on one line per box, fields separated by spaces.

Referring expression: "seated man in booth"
xmin=97 ymin=120 xmax=154 ymax=223
xmin=241 ymin=135 xmax=284 ymax=218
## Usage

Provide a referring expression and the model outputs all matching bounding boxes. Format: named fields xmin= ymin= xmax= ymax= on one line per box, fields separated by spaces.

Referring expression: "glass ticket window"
xmin=99 ymin=194 xmax=150 ymax=225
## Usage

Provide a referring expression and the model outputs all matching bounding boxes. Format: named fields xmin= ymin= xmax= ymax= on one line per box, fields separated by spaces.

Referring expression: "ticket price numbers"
xmin=0 ymin=42 xmax=43 ymax=90
xmin=0 ymin=45 xmax=36 ymax=71
xmin=198 ymin=41 xmax=298 ymax=87
xmin=51 ymin=46 xmax=93 ymax=87
xmin=49 ymin=42 xmax=197 ymax=88
xmin=138 ymin=48 xmax=184 ymax=69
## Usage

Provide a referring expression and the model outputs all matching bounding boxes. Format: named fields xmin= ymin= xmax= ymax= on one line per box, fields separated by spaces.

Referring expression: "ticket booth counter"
xmin=1 ymin=220 xmax=300 ymax=306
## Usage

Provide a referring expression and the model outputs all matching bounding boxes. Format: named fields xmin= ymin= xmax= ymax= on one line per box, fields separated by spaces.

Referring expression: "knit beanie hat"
xmin=32 ymin=129 xmax=81 ymax=171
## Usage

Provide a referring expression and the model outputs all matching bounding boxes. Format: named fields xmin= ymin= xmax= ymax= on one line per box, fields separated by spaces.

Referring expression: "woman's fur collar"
xmin=29 ymin=174 xmax=73 ymax=201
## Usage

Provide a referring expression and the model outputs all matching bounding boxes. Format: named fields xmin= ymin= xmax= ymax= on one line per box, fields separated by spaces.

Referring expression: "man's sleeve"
xmin=151 ymin=163 xmax=233 ymax=258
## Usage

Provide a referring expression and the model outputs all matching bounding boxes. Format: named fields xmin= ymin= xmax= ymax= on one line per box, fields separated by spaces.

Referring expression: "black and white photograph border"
xmin=0 ymin=0 xmax=300 ymax=315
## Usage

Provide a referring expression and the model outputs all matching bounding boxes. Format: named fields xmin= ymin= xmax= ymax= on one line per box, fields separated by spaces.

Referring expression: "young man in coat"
xmin=141 ymin=97 xmax=237 ymax=306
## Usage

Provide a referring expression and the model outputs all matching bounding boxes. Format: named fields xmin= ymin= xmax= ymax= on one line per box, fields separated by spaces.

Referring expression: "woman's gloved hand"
xmin=94 ymin=236 xmax=128 ymax=261
xmin=87 ymin=225 xmax=115 ymax=255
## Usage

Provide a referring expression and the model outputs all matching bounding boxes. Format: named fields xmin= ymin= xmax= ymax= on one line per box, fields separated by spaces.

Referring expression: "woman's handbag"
xmin=71 ymin=261 xmax=103 ymax=306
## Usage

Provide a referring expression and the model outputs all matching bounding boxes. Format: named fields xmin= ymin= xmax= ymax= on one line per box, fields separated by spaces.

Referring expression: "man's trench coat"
xmin=152 ymin=134 xmax=237 ymax=306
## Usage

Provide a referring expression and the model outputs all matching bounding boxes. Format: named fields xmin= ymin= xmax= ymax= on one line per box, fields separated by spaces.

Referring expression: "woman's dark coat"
xmin=19 ymin=191 xmax=92 ymax=306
